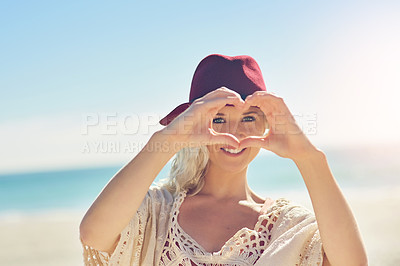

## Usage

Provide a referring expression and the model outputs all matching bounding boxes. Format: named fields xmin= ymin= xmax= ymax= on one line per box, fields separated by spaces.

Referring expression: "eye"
xmin=212 ymin=117 xmax=225 ymax=123
xmin=242 ymin=116 xmax=256 ymax=122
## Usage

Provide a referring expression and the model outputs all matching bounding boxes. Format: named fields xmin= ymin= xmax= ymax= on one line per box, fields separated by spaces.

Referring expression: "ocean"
xmin=1 ymin=145 xmax=399 ymax=216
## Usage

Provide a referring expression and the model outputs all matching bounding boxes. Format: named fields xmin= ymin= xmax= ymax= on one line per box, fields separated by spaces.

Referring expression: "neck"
xmin=199 ymin=163 xmax=253 ymax=201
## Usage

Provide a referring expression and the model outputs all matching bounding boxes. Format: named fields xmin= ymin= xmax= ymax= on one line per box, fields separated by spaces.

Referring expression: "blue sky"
xmin=1 ymin=1 xmax=399 ymax=173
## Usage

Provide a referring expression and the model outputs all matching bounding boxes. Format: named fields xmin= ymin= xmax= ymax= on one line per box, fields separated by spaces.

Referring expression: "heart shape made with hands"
xmin=194 ymin=91 xmax=308 ymax=159
xmin=208 ymin=96 xmax=273 ymax=149
xmin=207 ymin=92 xmax=297 ymax=151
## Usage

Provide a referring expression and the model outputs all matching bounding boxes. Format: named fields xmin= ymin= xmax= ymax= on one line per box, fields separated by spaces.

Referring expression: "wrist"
xmin=145 ymin=130 xmax=178 ymax=156
xmin=292 ymin=148 xmax=326 ymax=166
xmin=156 ymin=125 xmax=198 ymax=153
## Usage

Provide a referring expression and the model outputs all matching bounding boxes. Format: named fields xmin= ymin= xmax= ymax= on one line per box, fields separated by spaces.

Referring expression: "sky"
xmin=1 ymin=0 xmax=399 ymax=174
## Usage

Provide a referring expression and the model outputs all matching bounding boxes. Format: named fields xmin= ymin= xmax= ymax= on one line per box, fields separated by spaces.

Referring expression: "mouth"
xmin=220 ymin=147 xmax=246 ymax=156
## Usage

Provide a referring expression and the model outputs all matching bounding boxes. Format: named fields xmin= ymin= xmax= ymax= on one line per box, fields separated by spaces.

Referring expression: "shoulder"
xmin=261 ymin=198 xmax=315 ymax=223
xmin=266 ymin=198 xmax=313 ymax=214
xmin=138 ymin=185 xmax=175 ymax=215
xmin=147 ymin=185 xmax=175 ymax=203
xmin=268 ymin=198 xmax=316 ymax=230
xmin=260 ymin=198 xmax=291 ymax=215
xmin=281 ymin=199 xmax=314 ymax=219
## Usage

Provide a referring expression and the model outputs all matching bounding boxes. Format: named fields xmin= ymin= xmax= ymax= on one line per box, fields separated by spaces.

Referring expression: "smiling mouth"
xmin=221 ymin=147 xmax=246 ymax=155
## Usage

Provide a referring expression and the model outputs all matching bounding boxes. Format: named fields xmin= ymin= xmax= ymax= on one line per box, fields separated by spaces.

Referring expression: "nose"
xmin=232 ymin=123 xmax=251 ymax=141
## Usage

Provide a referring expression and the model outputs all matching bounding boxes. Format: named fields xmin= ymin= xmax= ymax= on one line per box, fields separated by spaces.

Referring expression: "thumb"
xmin=208 ymin=130 xmax=240 ymax=148
xmin=239 ymin=136 xmax=270 ymax=149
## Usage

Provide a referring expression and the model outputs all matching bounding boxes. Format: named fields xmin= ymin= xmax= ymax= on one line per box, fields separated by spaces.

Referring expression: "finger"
xmin=200 ymin=87 xmax=242 ymax=101
xmin=245 ymin=93 xmax=276 ymax=108
xmin=245 ymin=93 xmax=292 ymax=129
xmin=198 ymin=87 xmax=246 ymax=107
xmin=246 ymin=92 xmax=291 ymax=115
xmin=200 ymin=95 xmax=246 ymax=114
xmin=245 ymin=96 xmax=276 ymax=121
xmin=206 ymin=86 xmax=241 ymax=98
xmin=239 ymin=136 xmax=270 ymax=150
xmin=247 ymin=91 xmax=281 ymax=101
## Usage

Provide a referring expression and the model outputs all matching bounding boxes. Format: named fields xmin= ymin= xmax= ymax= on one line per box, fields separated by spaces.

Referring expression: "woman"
xmin=80 ymin=54 xmax=368 ymax=265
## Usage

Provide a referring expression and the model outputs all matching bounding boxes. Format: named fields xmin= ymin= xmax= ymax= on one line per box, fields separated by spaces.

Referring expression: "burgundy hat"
xmin=159 ymin=54 xmax=267 ymax=126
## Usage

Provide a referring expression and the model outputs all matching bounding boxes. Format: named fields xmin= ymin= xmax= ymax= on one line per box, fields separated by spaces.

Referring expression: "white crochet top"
xmin=82 ymin=186 xmax=324 ymax=265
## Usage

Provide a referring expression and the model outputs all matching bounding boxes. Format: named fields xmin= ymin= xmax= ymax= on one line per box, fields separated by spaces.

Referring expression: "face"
xmin=207 ymin=105 xmax=267 ymax=174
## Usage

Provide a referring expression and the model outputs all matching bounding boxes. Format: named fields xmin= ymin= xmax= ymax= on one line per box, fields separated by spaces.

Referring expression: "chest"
xmin=177 ymin=199 xmax=261 ymax=253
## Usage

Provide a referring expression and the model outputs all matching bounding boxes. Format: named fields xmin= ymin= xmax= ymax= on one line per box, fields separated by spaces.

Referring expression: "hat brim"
xmin=159 ymin=102 xmax=191 ymax=126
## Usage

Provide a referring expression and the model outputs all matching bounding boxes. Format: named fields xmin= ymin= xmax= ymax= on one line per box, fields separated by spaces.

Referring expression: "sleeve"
xmin=282 ymin=204 xmax=325 ymax=266
xmin=299 ymin=228 xmax=325 ymax=265
xmin=81 ymin=187 xmax=159 ymax=266
xmin=255 ymin=200 xmax=325 ymax=266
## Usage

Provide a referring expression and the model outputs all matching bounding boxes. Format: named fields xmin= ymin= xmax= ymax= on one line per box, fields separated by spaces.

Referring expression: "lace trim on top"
xmin=159 ymin=190 xmax=289 ymax=266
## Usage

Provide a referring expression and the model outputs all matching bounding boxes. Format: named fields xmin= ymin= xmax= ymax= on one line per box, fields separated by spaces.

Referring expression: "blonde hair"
xmin=159 ymin=146 xmax=209 ymax=196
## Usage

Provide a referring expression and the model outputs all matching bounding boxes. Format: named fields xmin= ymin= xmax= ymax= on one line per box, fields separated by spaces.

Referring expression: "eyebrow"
xmin=215 ymin=111 xmax=261 ymax=116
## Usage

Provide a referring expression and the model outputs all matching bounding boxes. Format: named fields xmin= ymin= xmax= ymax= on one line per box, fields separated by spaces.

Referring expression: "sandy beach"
xmin=1 ymin=186 xmax=399 ymax=266
xmin=0 ymin=210 xmax=84 ymax=266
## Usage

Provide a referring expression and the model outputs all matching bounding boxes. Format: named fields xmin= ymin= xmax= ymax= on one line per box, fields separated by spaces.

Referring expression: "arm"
xmin=240 ymin=92 xmax=368 ymax=266
xmin=79 ymin=131 xmax=175 ymax=253
xmin=79 ymin=87 xmax=244 ymax=254
xmin=294 ymin=150 xmax=368 ymax=266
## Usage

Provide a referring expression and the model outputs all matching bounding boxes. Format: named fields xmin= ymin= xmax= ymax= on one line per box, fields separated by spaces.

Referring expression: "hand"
xmin=160 ymin=87 xmax=246 ymax=153
xmin=239 ymin=91 xmax=318 ymax=161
